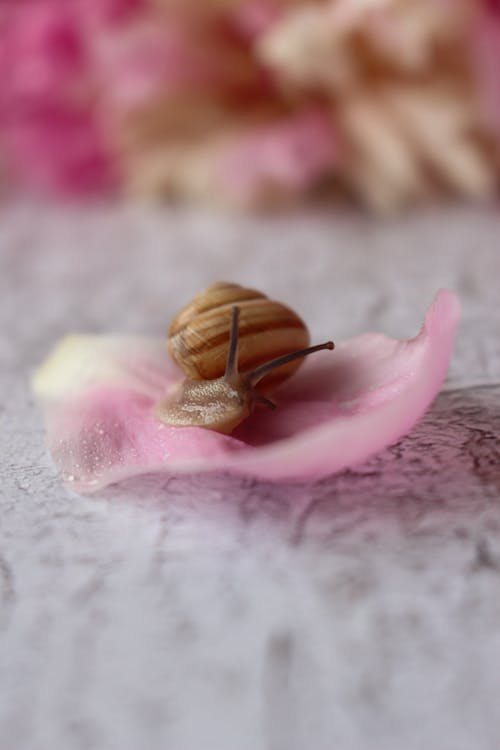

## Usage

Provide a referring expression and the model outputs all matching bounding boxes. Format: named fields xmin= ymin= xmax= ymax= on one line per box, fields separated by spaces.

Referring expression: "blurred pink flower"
xmin=5 ymin=107 xmax=117 ymax=194
xmin=79 ymin=0 xmax=148 ymax=26
xmin=470 ymin=3 xmax=500 ymax=135
xmin=93 ymin=16 xmax=224 ymax=112
xmin=218 ymin=110 xmax=338 ymax=205
xmin=0 ymin=1 xmax=86 ymax=106
xmin=230 ymin=0 xmax=283 ymax=41
xmin=0 ymin=0 xmax=117 ymax=194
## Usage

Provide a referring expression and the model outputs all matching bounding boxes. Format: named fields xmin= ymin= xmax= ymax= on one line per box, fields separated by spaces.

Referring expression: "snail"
xmin=155 ymin=282 xmax=334 ymax=434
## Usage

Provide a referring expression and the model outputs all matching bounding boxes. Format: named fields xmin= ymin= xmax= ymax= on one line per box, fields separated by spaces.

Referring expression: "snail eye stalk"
xmin=249 ymin=341 xmax=334 ymax=386
xmin=224 ymin=306 xmax=240 ymax=381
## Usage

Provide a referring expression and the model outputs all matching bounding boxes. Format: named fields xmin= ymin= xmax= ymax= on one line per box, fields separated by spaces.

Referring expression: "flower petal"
xmin=228 ymin=290 xmax=460 ymax=478
xmin=33 ymin=290 xmax=459 ymax=492
xmin=469 ymin=8 xmax=500 ymax=136
xmin=217 ymin=110 xmax=338 ymax=206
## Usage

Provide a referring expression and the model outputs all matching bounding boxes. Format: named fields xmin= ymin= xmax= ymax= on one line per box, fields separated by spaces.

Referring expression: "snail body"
xmin=155 ymin=283 xmax=334 ymax=434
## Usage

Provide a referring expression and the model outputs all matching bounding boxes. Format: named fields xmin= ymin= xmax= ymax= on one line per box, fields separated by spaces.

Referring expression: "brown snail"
xmin=155 ymin=282 xmax=334 ymax=434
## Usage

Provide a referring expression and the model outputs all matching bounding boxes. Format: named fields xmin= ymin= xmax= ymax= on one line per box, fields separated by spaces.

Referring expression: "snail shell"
xmin=168 ymin=282 xmax=310 ymax=389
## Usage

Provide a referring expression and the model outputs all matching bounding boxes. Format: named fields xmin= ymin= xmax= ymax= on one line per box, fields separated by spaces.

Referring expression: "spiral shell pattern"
xmin=168 ymin=282 xmax=310 ymax=388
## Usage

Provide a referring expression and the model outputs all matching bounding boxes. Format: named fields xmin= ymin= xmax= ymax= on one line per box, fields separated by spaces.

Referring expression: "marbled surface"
xmin=1 ymin=202 xmax=500 ymax=750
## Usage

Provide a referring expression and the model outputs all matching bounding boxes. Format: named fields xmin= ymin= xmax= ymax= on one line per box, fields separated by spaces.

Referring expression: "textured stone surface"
xmin=1 ymin=202 xmax=500 ymax=750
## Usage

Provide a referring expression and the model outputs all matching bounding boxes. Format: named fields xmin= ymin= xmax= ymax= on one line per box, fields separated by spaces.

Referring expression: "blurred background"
xmin=0 ymin=0 xmax=499 ymax=213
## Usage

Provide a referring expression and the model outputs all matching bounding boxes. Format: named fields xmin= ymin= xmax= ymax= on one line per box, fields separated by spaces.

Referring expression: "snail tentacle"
xmin=248 ymin=341 xmax=334 ymax=386
xmin=255 ymin=394 xmax=276 ymax=410
xmin=224 ymin=306 xmax=240 ymax=382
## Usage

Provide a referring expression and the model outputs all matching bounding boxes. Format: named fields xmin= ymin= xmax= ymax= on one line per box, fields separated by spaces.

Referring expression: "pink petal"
xmin=230 ymin=1 xmax=284 ymax=41
xmin=469 ymin=8 xmax=500 ymax=135
xmin=0 ymin=1 xmax=86 ymax=105
xmin=33 ymin=291 xmax=459 ymax=493
xmin=93 ymin=15 xmax=226 ymax=111
xmin=0 ymin=0 xmax=117 ymax=195
xmin=3 ymin=107 xmax=117 ymax=194
xmin=217 ymin=110 xmax=338 ymax=205
xmin=78 ymin=0 xmax=148 ymax=26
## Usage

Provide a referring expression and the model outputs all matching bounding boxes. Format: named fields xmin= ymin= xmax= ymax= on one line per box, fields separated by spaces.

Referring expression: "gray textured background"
xmin=1 ymin=202 xmax=500 ymax=750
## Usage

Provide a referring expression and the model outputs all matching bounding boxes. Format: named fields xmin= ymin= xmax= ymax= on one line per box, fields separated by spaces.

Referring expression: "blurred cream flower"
xmin=258 ymin=0 xmax=468 ymax=88
xmin=258 ymin=0 xmax=496 ymax=210
xmin=340 ymin=83 xmax=494 ymax=211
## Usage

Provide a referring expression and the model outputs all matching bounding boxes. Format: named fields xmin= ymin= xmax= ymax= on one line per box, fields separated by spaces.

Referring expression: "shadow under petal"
xmin=289 ymin=385 xmax=500 ymax=544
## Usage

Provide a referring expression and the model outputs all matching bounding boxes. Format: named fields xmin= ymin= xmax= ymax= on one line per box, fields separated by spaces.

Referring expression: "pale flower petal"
xmin=33 ymin=291 xmax=460 ymax=493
